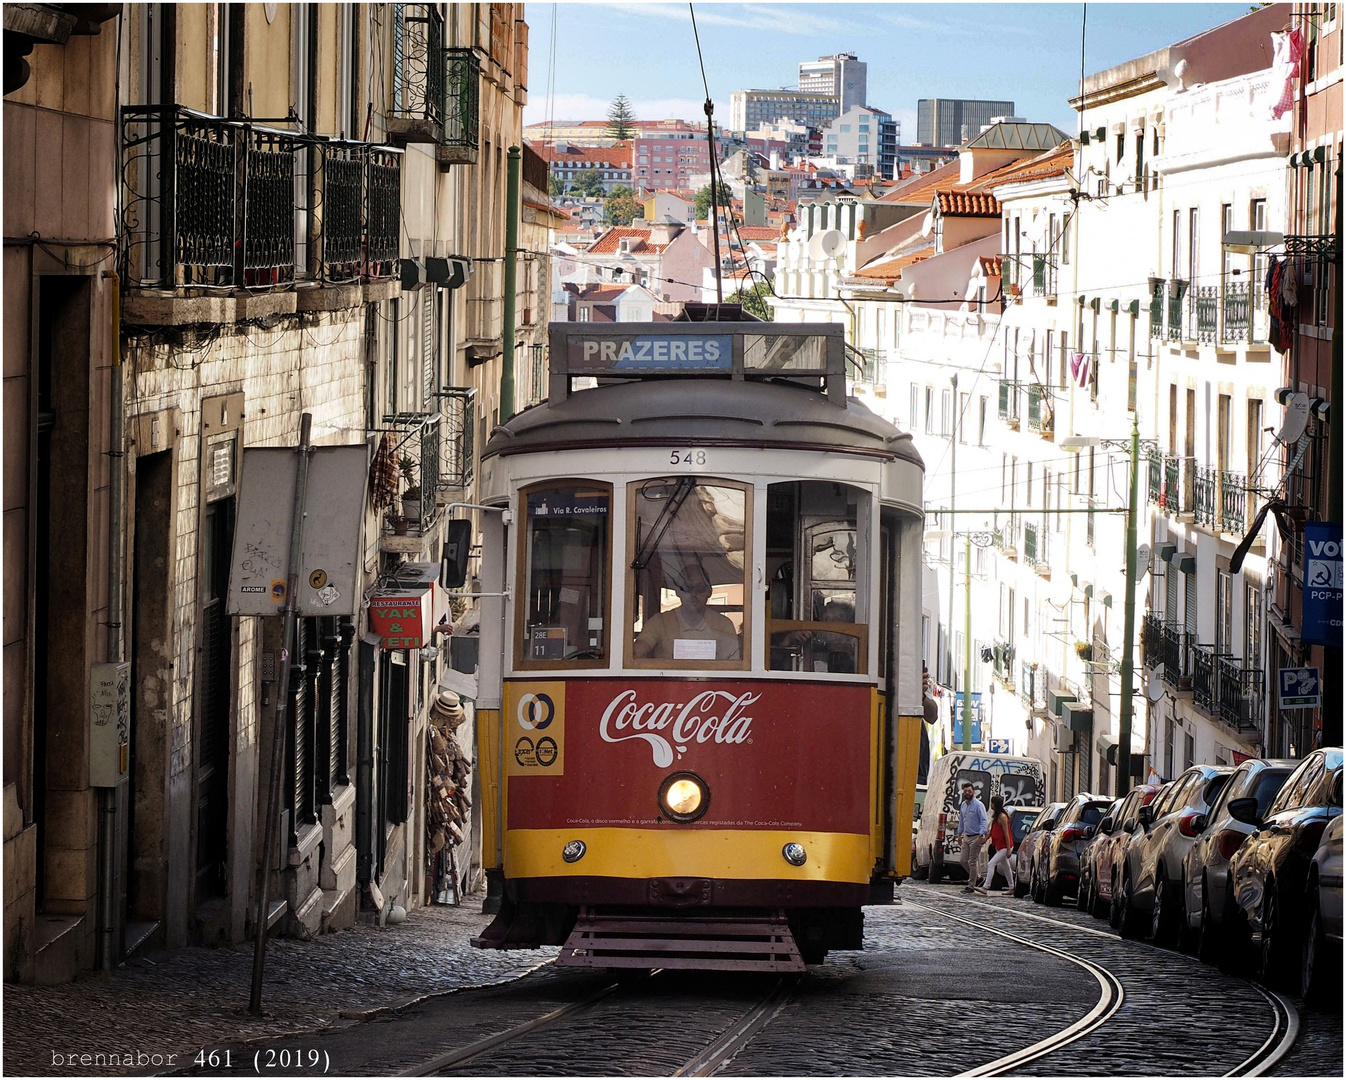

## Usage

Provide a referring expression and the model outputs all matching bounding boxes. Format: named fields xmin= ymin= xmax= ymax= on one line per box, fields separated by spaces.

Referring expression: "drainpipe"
xmin=99 ymin=271 xmax=125 ymax=971
xmin=500 ymin=146 xmax=520 ymax=422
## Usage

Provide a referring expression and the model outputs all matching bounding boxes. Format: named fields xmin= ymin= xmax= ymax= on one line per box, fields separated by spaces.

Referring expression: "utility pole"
xmin=1117 ymin=413 xmax=1141 ymax=798
xmin=962 ymin=532 xmax=973 ymax=750
xmin=500 ymin=146 xmax=520 ymax=422
xmin=946 ymin=373 xmax=958 ymax=746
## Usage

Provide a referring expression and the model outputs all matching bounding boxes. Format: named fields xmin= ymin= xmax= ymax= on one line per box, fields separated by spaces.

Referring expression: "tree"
xmin=606 ymin=94 xmax=636 ymax=141
xmin=569 ymin=167 xmax=605 ymax=199
xmin=548 ymin=173 xmax=565 ymax=198
xmin=604 ymin=185 xmax=644 ymax=226
xmin=694 ymin=181 xmax=734 ymax=221
xmin=727 ymin=279 xmax=774 ymax=322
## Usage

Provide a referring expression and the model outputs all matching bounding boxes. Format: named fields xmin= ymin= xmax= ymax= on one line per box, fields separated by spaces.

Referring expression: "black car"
xmin=1229 ymin=747 xmax=1344 ymax=988
xmin=1040 ymin=793 xmax=1111 ymax=906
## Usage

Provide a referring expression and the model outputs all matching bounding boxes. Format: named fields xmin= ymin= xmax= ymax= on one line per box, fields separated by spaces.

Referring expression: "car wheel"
xmin=1012 ymin=864 xmax=1029 ymax=899
xmin=1219 ymin=884 xmax=1252 ymax=977
xmin=1151 ymin=872 xmax=1175 ymax=947
xmin=929 ymin=855 xmax=944 ymax=885
xmin=1118 ymin=871 xmax=1144 ymax=939
xmin=1256 ymin=882 xmax=1287 ymax=990
xmin=1108 ymin=871 xmax=1124 ymax=930
xmin=1300 ymin=879 xmax=1339 ymax=1006
xmin=912 ymin=857 xmax=929 ymax=881
xmin=1044 ymin=871 xmax=1064 ymax=907
xmin=1031 ymin=864 xmax=1044 ymax=904
xmin=1076 ymin=870 xmax=1091 ymax=911
xmin=1196 ymin=877 xmax=1222 ymax=965
xmin=1088 ymin=876 xmax=1106 ymax=919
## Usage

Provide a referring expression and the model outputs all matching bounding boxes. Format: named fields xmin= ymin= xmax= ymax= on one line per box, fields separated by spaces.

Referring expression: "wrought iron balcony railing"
xmin=1193 ymin=466 xmax=1218 ymax=528
xmin=1147 ymin=449 xmax=1163 ymax=504
xmin=1026 ymin=385 xmax=1053 ymax=435
xmin=1217 ymin=656 xmax=1264 ymax=731
xmin=390 ymin=4 xmax=445 ymax=142
xmin=1023 ymin=519 xmax=1049 ymax=572
xmin=1167 ymin=280 xmax=1188 ymax=340
xmin=440 ymin=48 xmax=482 ymax=165
xmin=1221 ymin=471 xmax=1247 ymax=536
xmin=993 ymin=641 xmax=1016 ymax=689
xmin=1019 ymin=661 xmax=1047 ymax=710
xmin=1193 ymin=285 xmax=1219 ymax=344
xmin=1149 ymin=279 xmax=1165 ymax=339
xmin=1191 ymin=643 xmax=1218 ymax=713
xmin=436 ymin=387 xmax=477 ymax=489
xmin=120 ymin=106 xmax=402 ymax=290
xmin=998 ymin=379 xmax=1020 ymax=428
xmin=1032 ymin=253 xmax=1058 ymax=299
xmin=1142 ymin=612 xmax=1165 ymax=670
xmin=1222 ymin=279 xmax=1250 ymax=343
xmin=1161 ymin=622 xmax=1192 ymax=689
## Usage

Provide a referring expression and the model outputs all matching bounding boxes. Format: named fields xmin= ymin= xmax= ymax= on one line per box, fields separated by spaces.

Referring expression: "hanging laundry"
xmin=1265 ymin=28 xmax=1304 ymax=121
xmin=1281 ymin=259 xmax=1299 ymax=308
xmin=1266 ymin=257 xmax=1283 ymax=350
xmin=1069 ymin=350 xmax=1091 ymax=389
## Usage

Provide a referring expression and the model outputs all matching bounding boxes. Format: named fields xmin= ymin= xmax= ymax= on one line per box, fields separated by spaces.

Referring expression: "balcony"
xmin=1150 ymin=276 xmax=1268 ymax=348
xmin=389 ymin=4 xmax=445 ymax=144
xmin=1221 ymin=471 xmax=1247 ymax=536
xmin=993 ymin=641 xmax=1016 ymax=690
xmin=1167 ymin=280 xmax=1188 ymax=340
xmin=119 ymin=106 xmax=402 ymax=303
xmin=1149 ymin=278 xmax=1164 ymax=339
xmin=1193 ymin=466 xmax=1218 ymax=529
xmin=438 ymin=48 xmax=482 ymax=166
xmin=1020 ymin=662 xmax=1048 ymax=712
xmin=1222 ymin=280 xmax=1250 ymax=344
xmin=1142 ymin=612 xmax=1165 ymax=670
xmin=1026 ymin=385 xmax=1053 ymax=437
xmin=1147 ymin=450 xmax=1163 ymax=505
xmin=1217 ymin=655 xmax=1264 ymax=731
xmin=1191 ymin=644 xmax=1219 ymax=713
xmin=438 ymin=387 xmax=477 ymax=489
xmin=1192 ymin=285 xmax=1219 ymax=345
xmin=1023 ymin=520 xmax=1050 ymax=576
xmin=1031 ymin=253 xmax=1058 ymax=300
xmin=1161 ymin=623 xmax=1192 ymax=690
xmin=998 ymin=379 xmax=1020 ymax=429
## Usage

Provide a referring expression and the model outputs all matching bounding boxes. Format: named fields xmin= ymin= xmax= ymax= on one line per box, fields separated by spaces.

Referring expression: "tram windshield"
xmin=766 ymin=481 xmax=868 ymax=674
xmin=628 ymin=479 xmax=748 ymax=667
xmin=519 ymin=483 xmax=611 ymax=666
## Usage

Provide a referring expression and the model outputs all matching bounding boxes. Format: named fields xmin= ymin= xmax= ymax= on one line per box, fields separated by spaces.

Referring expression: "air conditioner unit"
xmin=1053 ymin=724 xmax=1077 ymax=753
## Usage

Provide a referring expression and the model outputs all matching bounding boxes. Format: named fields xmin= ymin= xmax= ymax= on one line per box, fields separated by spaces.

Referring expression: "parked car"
xmin=1229 ymin=747 xmax=1343 ymax=989
xmin=1119 ymin=765 xmax=1234 ymax=945
xmin=1111 ymin=780 xmax=1178 ymax=934
xmin=988 ymin=805 xmax=1043 ymax=890
xmin=1088 ymin=785 xmax=1162 ymax=920
xmin=913 ymin=752 xmax=1045 ymax=883
xmin=1181 ymin=758 xmax=1296 ymax=964
xmin=1303 ymin=814 xmax=1342 ymax=1004
xmin=1077 ymin=796 xmax=1123 ymax=913
xmin=1038 ymin=793 xmax=1111 ymax=906
xmin=1014 ymin=802 xmax=1066 ymax=900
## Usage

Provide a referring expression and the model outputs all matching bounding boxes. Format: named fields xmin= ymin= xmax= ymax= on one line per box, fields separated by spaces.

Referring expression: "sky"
xmin=521 ymin=2 xmax=1254 ymax=139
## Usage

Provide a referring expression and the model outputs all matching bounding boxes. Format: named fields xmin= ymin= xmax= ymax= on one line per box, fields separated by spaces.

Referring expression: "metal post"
xmin=705 ymin=101 xmax=723 ymax=304
xmin=1117 ymin=414 xmax=1141 ymax=797
xmin=250 ymin=412 xmax=313 ymax=1015
xmin=946 ymin=374 xmax=958 ymax=742
xmin=500 ymin=146 xmax=520 ymax=422
xmin=962 ymin=532 xmax=973 ymax=750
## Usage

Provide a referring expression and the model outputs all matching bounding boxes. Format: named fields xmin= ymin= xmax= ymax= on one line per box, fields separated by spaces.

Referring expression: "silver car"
xmin=1182 ymin=759 xmax=1296 ymax=965
xmin=1119 ymin=765 xmax=1234 ymax=945
xmin=1303 ymin=809 xmax=1342 ymax=1002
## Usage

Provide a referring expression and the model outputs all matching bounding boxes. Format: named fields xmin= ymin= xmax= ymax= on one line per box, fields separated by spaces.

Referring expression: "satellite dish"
xmin=1049 ymin=571 xmax=1075 ymax=607
xmin=920 ymin=212 xmax=934 ymax=237
xmin=1276 ymin=392 xmax=1310 ymax=444
xmin=1137 ymin=544 xmax=1152 ymax=578
xmin=817 ymin=229 xmax=846 ymax=257
xmin=1145 ymin=670 xmax=1166 ymax=703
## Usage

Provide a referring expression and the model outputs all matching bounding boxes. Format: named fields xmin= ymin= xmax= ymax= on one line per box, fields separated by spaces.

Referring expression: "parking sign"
xmin=1278 ymin=667 xmax=1321 ymax=709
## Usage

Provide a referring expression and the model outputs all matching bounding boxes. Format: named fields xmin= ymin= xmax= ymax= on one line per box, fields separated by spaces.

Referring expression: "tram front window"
xmin=766 ymin=481 xmax=868 ymax=674
xmin=628 ymin=479 xmax=748 ymax=667
xmin=519 ymin=483 xmax=611 ymax=667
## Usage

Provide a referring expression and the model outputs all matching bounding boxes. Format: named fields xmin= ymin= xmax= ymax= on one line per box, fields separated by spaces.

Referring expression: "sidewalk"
xmin=3 ymin=898 xmax=556 ymax=1077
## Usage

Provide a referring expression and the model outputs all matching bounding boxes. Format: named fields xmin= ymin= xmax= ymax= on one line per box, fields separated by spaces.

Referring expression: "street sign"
xmin=987 ymin=738 xmax=1013 ymax=754
xmin=1302 ymin=522 xmax=1342 ymax=647
xmin=952 ymin=691 xmax=983 ymax=746
xmin=1278 ymin=667 xmax=1322 ymax=709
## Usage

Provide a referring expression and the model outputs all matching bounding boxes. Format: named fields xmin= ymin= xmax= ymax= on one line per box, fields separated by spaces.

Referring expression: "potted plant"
xmin=400 ymin=455 xmax=422 ymax=522
xmin=1074 ymin=640 xmax=1093 ymax=662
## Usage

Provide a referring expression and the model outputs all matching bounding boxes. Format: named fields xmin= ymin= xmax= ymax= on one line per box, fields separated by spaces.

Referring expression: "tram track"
xmin=916 ymin=886 xmax=1300 ymax=1077
xmin=399 ymin=968 xmax=799 ymax=1077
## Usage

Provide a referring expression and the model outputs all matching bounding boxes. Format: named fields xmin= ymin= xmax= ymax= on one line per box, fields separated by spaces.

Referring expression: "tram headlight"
xmin=658 ymin=772 xmax=709 ymax=823
xmin=782 ymin=843 xmax=807 ymax=867
xmin=562 ymin=840 xmax=586 ymax=863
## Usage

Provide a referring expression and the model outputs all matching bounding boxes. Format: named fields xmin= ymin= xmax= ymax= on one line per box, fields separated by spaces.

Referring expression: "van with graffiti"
xmin=911 ymin=752 xmax=1046 ymax=883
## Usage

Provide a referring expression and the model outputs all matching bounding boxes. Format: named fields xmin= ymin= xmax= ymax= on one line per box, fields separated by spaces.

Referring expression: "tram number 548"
xmin=670 ymin=449 xmax=708 ymax=466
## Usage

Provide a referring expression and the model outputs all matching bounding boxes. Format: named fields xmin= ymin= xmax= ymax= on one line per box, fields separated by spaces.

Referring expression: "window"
xmin=958 ymin=393 xmax=969 ymax=443
xmin=518 ymin=482 xmax=612 ymax=668
xmin=1172 ymin=209 xmax=1181 ymax=279
xmin=909 ymin=384 xmax=919 ymax=428
xmin=978 ymin=397 xmax=988 ymax=446
xmin=1134 ymin=128 xmax=1145 ymax=186
xmin=1187 ymin=207 xmax=1199 ymax=285
xmin=1245 ymin=580 xmax=1263 ymax=667
xmin=925 ymin=387 xmax=934 ymax=433
xmin=763 ymin=481 xmax=867 ymax=674
xmin=1116 ymin=131 xmax=1125 ymax=163
xmin=629 ymin=478 xmax=749 ymax=668
xmin=941 ymin=388 xmax=952 ymax=436
xmin=1215 ymin=569 xmax=1232 ymax=655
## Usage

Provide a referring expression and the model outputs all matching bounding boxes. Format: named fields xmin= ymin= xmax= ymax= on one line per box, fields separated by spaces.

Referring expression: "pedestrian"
xmin=982 ymin=795 xmax=1015 ymax=894
xmin=955 ymin=781 xmax=989 ymax=893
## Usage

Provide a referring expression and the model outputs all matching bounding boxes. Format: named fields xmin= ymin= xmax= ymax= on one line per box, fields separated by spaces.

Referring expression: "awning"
xmin=1156 ymin=543 xmax=1177 ymax=562
xmin=426 ymin=255 xmax=473 ymax=290
xmin=1160 ymin=545 xmax=1195 ymax=573
xmin=1096 ymin=731 xmax=1117 ymax=757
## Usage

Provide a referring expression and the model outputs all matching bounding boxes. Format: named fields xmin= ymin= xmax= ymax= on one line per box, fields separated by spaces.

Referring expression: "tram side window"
xmin=765 ymin=481 xmax=868 ymax=674
xmin=628 ymin=478 xmax=748 ymax=668
xmin=519 ymin=483 xmax=611 ymax=668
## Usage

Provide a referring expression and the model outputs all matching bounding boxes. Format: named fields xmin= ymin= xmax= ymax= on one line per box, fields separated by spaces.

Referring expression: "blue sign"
xmin=570 ymin=334 xmax=733 ymax=373
xmin=988 ymin=738 xmax=1013 ymax=754
xmin=1279 ymin=667 xmax=1322 ymax=709
xmin=952 ymin=691 xmax=983 ymax=746
xmin=1303 ymin=522 xmax=1342 ymax=647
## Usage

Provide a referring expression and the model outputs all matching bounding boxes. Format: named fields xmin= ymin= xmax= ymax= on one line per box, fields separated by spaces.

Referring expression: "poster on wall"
xmin=1302 ymin=522 xmax=1342 ymax=647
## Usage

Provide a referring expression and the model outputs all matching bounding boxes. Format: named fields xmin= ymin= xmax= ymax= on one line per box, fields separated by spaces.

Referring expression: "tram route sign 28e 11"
xmin=567 ymin=334 xmax=733 ymax=374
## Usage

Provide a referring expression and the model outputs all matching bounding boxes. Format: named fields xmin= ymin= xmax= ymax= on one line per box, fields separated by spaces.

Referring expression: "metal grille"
xmin=1220 ymin=472 xmax=1247 ymax=535
xmin=335 ymin=619 xmax=353 ymax=785
xmin=320 ymin=142 xmax=366 ymax=278
xmin=315 ymin=618 xmax=338 ymax=804
xmin=1167 ymin=280 xmax=1187 ymax=340
xmin=289 ymin=619 xmax=316 ymax=832
xmin=391 ymin=4 xmax=445 ymax=129
xmin=443 ymin=47 xmax=482 ymax=159
xmin=242 ymin=128 xmax=297 ymax=282
xmin=439 ymin=387 xmax=476 ymax=488
xmin=366 ymin=148 xmax=402 ymax=273
xmin=422 ymin=293 xmax=436 ymax=408
xmin=1222 ymin=280 xmax=1250 ymax=343
xmin=1193 ymin=285 xmax=1218 ymax=344
xmin=1149 ymin=280 xmax=1164 ymax=339
xmin=174 ymin=118 xmax=237 ymax=281
xmin=1193 ymin=466 xmax=1218 ymax=528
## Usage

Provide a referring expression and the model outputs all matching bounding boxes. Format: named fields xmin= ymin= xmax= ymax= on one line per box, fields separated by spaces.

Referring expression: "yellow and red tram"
xmin=469 ymin=321 xmax=925 ymax=969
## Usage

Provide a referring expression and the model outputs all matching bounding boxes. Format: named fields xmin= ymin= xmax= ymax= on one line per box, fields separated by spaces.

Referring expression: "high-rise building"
xmin=917 ymin=98 xmax=1017 ymax=147
xmin=820 ymin=105 xmax=900 ymax=179
xmin=730 ymin=88 xmax=840 ymax=132
xmin=798 ymin=52 xmax=867 ymax=114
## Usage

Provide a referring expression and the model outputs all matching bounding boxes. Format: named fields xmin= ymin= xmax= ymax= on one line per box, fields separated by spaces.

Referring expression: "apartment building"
xmin=3 ymin=1 xmax=531 ymax=983
xmin=798 ymin=52 xmax=867 ymax=114
xmin=729 ymin=87 xmax=839 ymax=133
xmin=917 ymin=98 xmax=1017 ymax=148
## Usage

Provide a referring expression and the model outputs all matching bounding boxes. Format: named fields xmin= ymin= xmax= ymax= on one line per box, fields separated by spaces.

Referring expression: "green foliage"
xmin=727 ymin=279 xmax=774 ymax=322
xmin=604 ymin=185 xmax=644 ymax=226
xmin=694 ymin=181 xmax=734 ymax=221
xmin=606 ymin=94 xmax=637 ymax=141
xmin=569 ymin=167 xmax=606 ymax=198
xmin=548 ymin=173 xmax=565 ymax=197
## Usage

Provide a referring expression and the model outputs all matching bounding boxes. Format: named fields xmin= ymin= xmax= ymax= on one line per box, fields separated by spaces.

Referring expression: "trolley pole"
xmin=1117 ymin=413 xmax=1141 ymax=798
xmin=962 ymin=531 xmax=973 ymax=750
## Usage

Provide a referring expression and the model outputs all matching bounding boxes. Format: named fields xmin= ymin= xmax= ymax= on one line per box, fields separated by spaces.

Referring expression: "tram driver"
xmin=633 ymin=557 xmax=742 ymax=662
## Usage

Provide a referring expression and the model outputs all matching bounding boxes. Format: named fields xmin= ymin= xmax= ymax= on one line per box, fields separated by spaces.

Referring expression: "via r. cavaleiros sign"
xmin=1302 ymin=521 xmax=1342 ymax=647
xmin=567 ymin=334 xmax=732 ymax=374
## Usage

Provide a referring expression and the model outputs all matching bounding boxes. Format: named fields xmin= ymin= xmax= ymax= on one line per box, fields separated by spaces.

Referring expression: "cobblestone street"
xmin=2 ymin=899 xmax=555 ymax=1077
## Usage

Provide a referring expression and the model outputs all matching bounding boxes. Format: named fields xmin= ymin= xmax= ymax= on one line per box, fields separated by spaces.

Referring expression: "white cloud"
xmin=597 ymin=1 xmax=850 ymax=37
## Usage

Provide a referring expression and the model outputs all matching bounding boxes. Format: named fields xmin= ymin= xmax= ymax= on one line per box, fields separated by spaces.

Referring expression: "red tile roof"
xmin=578 ymin=284 xmax=632 ymax=302
xmin=588 ymin=227 xmax=654 ymax=254
xmin=853 ymin=247 xmax=932 ymax=281
xmin=736 ymin=226 xmax=781 ymax=241
xmin=936 ymin=190 xmax=1001 ymax=217
xmin=530 ymin=141 xmax=633 ymax=168
xmin=987 ymin=143 xmax=1073 ymax=187
xmin=878 ymin=159 xmax=962 ymax=204
xmin=978 ymin=256 xmax=1002 ymax=277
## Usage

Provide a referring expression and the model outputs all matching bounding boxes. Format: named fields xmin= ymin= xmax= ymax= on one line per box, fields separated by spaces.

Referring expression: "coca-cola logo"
xmin=599 ymin=689 xmax=758 ymax=767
